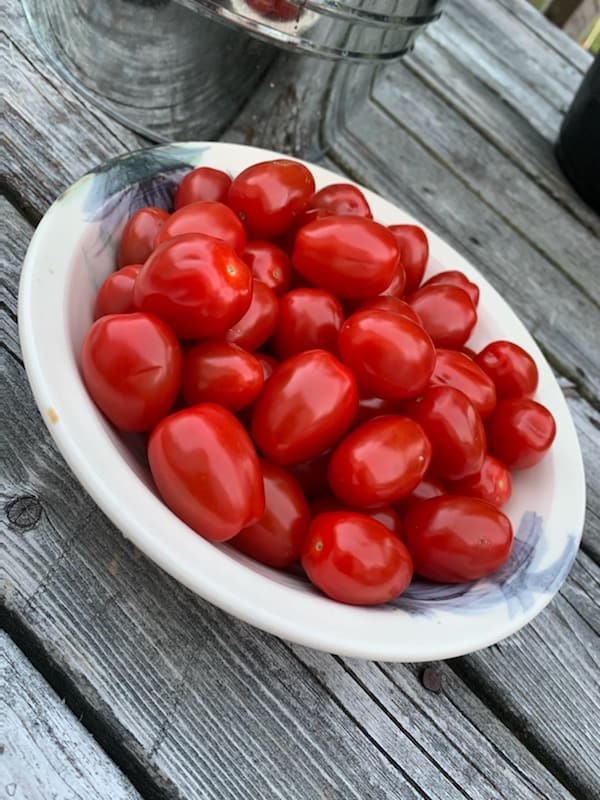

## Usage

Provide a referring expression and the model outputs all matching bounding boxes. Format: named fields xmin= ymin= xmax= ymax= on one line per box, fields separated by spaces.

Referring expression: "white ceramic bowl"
xmin=19 ymin=142 xmax=586 ymax=661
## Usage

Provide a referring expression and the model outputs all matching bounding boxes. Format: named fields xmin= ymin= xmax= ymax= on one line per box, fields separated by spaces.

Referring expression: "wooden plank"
xmin=0 ymin=633 xmax=141 ymax=800
xmin=455 ymin=553 xmax=600 ymax=798
xmin=445 ymin=0 xmax=587 ymax=111
xmin=406 ymin=31 xmax=600 ymax=235
xmin=372 ymin=62 xmax=600 ymax=299
xmin=2 ymin=199 xmax=582 ymax=800
xmin=495 ymin=0 xmax=594 ymax=71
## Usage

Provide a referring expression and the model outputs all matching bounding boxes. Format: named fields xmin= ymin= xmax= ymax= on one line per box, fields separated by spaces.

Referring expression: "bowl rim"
xmin=18 ymin=141 xmax=586 ymax=661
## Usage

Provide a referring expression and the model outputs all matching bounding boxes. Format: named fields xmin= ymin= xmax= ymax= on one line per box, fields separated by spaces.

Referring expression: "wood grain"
xmin=3 ymin=0 xmax=600 ymax=797
xmin=2 ymin=194 xmax=595 ymax=800
xmin=0 ymin=633 xmax=141 ymax=800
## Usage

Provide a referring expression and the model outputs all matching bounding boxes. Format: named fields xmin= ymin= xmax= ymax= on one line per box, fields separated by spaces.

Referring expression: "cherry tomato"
xmin=81 ymin=312 xmax=181 ymax=432
xmin=356 ymin=296 xmax=421 ymax=325
xmin=423 ymin=270 xmax=480 ymax=307
xmin=287 ymin=448 xmax=333 ymax=498
xmin=293 ymin=216 xmax=399 ymax=299
xmin=225 ymin=280 xmax=279 ymax=352
xmin=301 ymin=512 xmax=413 ymax=605
xmin=354 ymin=393 xmax=403 ymax=427
xmin=231 ymin=460 xmax=310 ymax=567
xmin=404 ymin=386 xmax=486 ymax=481
xmin=271 ymin=288 xmax=344 ymax=360
xmin=394 ymin=475 xmax=446 ymax=516
xmin=148 ymin=404 xmax=264 ymax=542
xmin=338 ymin=310 xmax=436 ymax=399
xmin=388 ymin=224 xmax=429 ymax=294
xmin=94 ymin=265 xmax=141 ymax=319
xmin=181 ymin=341 xmax=263 ymax=412
xmin=310 ymin=496 xmax=403 ymax=539
xmin=276 ymin=207 xmax=332 ymax=256
xmin=378 ymin=263 xmax=407 ymax=299
xmin=447 ymin=454 xmax=512 ymax=508
xmin=430 ymin=349 xmax=497 ymax=418
xmin=328 ymin=416 xmax=431 ymax=508
xmin=154 ymin=201 xmax=246 ymax=254
xmin=475 ymin=340 xmax=539 ymax=399
xmin=117 ymin=207 xmax=169 ymax=268
xmin=227 ymin=159 xmax=315 ymax=239
xmin=242 ymin=240 xmax=291 ymax=295
xmin=174 ymin=167 xmax=231 ymax=209
xmin=486 ymin=398 xmax=556 ymax=469
xmin=310 ymin=183 xmax=372 ymax=218
xmin=246 ymin=0 xmax=300 ymax=22
xmin=404 ymin=496 xmax=513 ymax=582
xmin=255 ymin=352 xmax=279 ymax=381
xmin=251 ymin=350 xmax=358 ymax=466
xmin=134 ymin=234 xmax=252 ymax=340
xmin=406 ymin=284 xmax=477 ymax=349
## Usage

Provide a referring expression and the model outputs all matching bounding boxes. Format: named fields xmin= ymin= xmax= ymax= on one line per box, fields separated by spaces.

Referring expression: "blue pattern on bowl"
xmin=391 ymin=511 xmax=578 ymax=617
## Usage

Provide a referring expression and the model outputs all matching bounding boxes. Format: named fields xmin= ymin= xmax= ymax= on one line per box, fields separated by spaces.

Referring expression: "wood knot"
xmin=6 ymin=495 xmax=42 ymax=531
xmin=421 ymin=667 xmax=443 ymax=694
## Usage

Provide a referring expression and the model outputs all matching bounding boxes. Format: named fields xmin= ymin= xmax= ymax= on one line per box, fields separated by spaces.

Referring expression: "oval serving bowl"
xmin=18 ymin=142 xmax=586 ymax=661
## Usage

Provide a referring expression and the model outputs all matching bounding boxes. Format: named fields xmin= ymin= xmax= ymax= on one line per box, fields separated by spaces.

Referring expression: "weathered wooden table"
xmin=2 ymin=1 xmax=599 ymax=798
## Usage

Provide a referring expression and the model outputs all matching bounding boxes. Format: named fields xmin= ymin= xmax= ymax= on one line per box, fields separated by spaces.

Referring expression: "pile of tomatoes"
xmin=81 ymin=158 xmax=557 ymax=606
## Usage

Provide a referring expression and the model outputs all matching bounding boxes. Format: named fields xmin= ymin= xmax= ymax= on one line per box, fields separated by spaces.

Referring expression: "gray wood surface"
xmin=0 ymin=632 xmax=141 ymax=800
xmin=3 ymin=0 xmax=600 ymax=798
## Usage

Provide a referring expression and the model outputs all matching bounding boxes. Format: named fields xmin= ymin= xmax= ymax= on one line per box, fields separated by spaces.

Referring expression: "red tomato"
xmin=378 ymin=263 xmax=407 ymax=299
xmin=81 ymin=312 xmax=181 ymax=432
xmin=338 ymin=310 xmax=436 ymax=399
xmin=231 ymin=460 xmax=310 ymax=567
xmin=276 ymin=207 xmax=332 ymax=256
xmin=406 ymin=285 xmax=477 ymax=348
xmin=153 ymin=201 xmax=246 ymax=254
xmin=356 ymin=296 xmax=421 ymax=325
xmin=394 ymin=475 xmax=446 ymax=516
xmin=354 ymin=393 xmax=403 ymax=427
xmin=310 ymin=496 xmax=403 ymax=539
xmin=134 ymin=234 xmax=252 ymax=340
xmin=328 ymin=416 xmax=431 ymax=508
xmin=227 ymin=159 xmax=315 ymax=239
xmin=242 ymin=241 xmax=291 ymax=295
xmin=486 ymin=398 xmax=556 ymax=469
xmin=148 ymin=404 xmax=264 ymax=542
xmin=301 ymin=512 xmax=413 ymax=605
xmin=255 ymin=352 xmax=279 ymax=381
xmin=475 ymin=341 xmax=539 ymax=399
xmin=117 ymin=207 xmax=169 ymax=268
xmin=225 ymin=280 xmax=279 ymax=352
xmin=423 ymin=270 xmax=480 ymax=307
xmin=251 ymin=350 xmax=358 ymax=466
xmin=94 ymin=265 xmax=141 ymax=319
xmin=293 ymin=216 xmax=399 ymax=299
xmin=271 ymin=288 xmax=344 ymax=360
xmin=404 ymin=386 xmax=486 ymax=481
xmin=388 ymin=224 xmax=429 ymax=294
xmin=404 ymin=496 xmax=513 ymax=582
xmin=287 ymin=448 xmax=333 ymax=498
xmin=174 ymin=167 xmax=231 ymax=208
xmin=310 ymin=183 xmax=372 ymax=218
xmin=246 ymin=0 xmax=300 ymax=22
xmin=181 ymin=341 xmax=263 ymax=412
xmin=447 ymin=454 xmax=512 ymax=508
xmin=430 ymin=349 xmax=497 ymax=418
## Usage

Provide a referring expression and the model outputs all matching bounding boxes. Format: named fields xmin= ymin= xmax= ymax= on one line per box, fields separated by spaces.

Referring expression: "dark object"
xmin=555 ymin=54 xmax=600 ymax=215
xmin=421 ymin=667 xmax=443 ymax=693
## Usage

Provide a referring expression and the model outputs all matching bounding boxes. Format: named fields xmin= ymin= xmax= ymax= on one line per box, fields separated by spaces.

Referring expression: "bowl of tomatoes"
xmin=18 ymin=142 xmax=585 ymax=661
